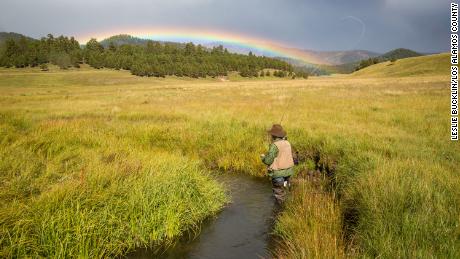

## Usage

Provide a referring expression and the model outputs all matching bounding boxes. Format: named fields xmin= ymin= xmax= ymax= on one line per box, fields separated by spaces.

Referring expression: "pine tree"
xmin=0 ymin=33 xmax=293 ymax=78
xmin=86 ymin=39 xmax=104 ymax=53
xmin=108 ymin=42 xmax=117 ymax=52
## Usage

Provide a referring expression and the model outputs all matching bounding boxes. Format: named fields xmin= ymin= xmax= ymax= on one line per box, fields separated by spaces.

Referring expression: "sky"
xmin=0 ymin=0 xmax=451 ymax=53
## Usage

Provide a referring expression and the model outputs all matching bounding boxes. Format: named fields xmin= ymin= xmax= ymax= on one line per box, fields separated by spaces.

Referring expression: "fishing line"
xmin=279 ymin=93 xmax=296 ymax=124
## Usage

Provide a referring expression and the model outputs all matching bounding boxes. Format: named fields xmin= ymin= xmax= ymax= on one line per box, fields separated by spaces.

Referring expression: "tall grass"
xmin=0 ymin=112 xmax=227 ymax=257
xmin=0 ymin=60 xmax=459 ymax=257
xmin=273 ymin=175 xmax=346 ymax=258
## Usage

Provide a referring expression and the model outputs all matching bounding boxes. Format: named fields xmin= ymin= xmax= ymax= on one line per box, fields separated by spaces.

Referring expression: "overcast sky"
xmin=0 ymin=0 xmax=451 ymax=53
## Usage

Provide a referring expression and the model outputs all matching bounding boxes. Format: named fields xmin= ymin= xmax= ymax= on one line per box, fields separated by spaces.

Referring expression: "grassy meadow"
xmin=1 ymin=53 xmax=459 ymax=258
xmin=352 ymin=53 xmax=449 ymax=78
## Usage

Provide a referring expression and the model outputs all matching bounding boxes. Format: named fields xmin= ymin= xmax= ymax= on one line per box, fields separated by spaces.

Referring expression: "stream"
xmin=128 ymin=173 xmax=276 ymax=259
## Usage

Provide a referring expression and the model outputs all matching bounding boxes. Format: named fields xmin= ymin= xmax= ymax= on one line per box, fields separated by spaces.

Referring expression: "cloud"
xmin=384 ymin=0 xmax=445 ymax=10
xmin=0 ymin=0 xmax=450 ymax=52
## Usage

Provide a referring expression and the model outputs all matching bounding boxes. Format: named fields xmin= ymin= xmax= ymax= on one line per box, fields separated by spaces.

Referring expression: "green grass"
xmin=0 ymin=64 xmax=459 ymax=258
xmin=0 ymin=111 xmax=227 ymax=257
xmin=352 ymin=53 xmax=450 ymax=77
xmin=273 ymin=176 xmax=346 ymax=258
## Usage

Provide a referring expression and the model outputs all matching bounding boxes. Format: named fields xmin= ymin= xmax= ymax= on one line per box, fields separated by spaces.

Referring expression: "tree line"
xmin=354 ymin=57 xmax=383 ymax=71
xmin=0 ymin=34 xmax=301 ymax=78
xmin=85 ymin=40 xmax=293 ymax=78
xmin=0 ymin=34 xmax=81 ymax=69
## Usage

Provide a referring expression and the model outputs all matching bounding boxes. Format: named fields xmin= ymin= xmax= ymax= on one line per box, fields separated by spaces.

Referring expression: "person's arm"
xmin=261 ymin=143 xmax=278 ymax=166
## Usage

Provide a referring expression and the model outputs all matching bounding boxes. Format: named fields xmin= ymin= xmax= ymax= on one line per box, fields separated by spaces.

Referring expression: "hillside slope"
xmin=287 ymin=48 xmax=423 ymax=75
xmin=352 ymin=53 xmax=449 ymax=77
xmin=99 ymin=34 xmax=150 ymax=47
xmin=99 ymin=34 xmax=186 ymax=49
xmin=379 ymin=48 xmax=421 ymax=60
xmin=312 ymin=49 xmax=380 ymax=65
xmin=0 ymin=32 xmax=35 ymax=45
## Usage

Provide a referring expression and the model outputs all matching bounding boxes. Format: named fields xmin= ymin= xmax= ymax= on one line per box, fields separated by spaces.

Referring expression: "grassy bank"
xmin=0 ymin=60 xmax=459 ymax=257
xmin=273 ymin=174 xmax=346 ymax=258
xmin=0 ymin=111 xmax=227 ymax=257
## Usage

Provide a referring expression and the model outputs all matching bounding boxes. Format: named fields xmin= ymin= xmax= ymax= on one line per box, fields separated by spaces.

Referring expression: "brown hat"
xmin=267 ymin=124 xmax=286 ymax=138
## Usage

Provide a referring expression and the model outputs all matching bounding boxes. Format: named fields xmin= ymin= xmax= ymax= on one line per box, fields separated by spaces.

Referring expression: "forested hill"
xmin=379 ymin=48 xmax=421 ymax=60
xmin=0 ymin=32 xmax=35 ymax=44
xmin=100 ymin=34 xmax=151 ymax=47
xmin=354 ymin=48 xmax=423 ymax=71
xmin=0 ymin=33 xmax=294 ymax=78
xmin=100 ymin=34 xmax=184 ymax=48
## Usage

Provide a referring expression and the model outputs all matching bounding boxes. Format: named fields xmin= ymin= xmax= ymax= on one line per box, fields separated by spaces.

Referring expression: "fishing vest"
xmin=269 ymin=140 xmax=294 ymax=171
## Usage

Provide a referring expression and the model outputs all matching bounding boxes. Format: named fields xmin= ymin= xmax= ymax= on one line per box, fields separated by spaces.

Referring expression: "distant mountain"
xmin=278 ymin=54 xmax=374 ymax=76
xmin=205 ymin=41 xmax=380 ymax=65
xmin=0 ymin=32 xmax=36 ymax=45
xmin=99 ymin=34 xmax=185 ymax=48
xmin=379 ymin=48 xmax=422 ymax=60
xmin=320 ymin=48 xmax=426 ymax=74
xmin=318 ymin=62 xmax=361 ymax=74
xmin=305 ymin=50 xmax=381 ymax=65
xmin=99 ymin=34 xmax=151 ymax=47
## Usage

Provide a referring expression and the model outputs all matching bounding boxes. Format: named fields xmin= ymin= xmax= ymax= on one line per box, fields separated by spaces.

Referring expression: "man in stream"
xmin=261 ymin=124 xmax=296 ymax=203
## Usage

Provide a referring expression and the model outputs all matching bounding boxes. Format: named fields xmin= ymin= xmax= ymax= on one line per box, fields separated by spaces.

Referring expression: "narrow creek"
xmin=128 ymin=173 xmax=276 ymax=259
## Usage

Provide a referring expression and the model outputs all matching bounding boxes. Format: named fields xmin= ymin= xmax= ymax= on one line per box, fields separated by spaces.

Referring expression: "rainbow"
xmin=76 ymin=26 xmax=326 ymax=65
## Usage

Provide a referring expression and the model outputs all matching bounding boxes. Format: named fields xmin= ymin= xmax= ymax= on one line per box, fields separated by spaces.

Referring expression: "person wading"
xmin=260 ymin=124 xmax=296 ymax=203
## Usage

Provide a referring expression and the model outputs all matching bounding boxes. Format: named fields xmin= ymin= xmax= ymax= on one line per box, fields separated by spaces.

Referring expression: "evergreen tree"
xmin=108 ymin=42 xmax=117 ymax=52
xmin=0 ymin=33 xmax=293 ymax=78
xmin=85 ymin=39 xmax=104 ymax=53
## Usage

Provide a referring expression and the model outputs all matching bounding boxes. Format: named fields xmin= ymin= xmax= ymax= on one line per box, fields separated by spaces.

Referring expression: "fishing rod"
xmin=279 ymin=93 xmax=296 ymax=124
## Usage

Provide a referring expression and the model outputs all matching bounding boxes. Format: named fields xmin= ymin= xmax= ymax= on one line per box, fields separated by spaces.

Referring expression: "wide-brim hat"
xmin=267 ymin=124 xmax=286 ymax=138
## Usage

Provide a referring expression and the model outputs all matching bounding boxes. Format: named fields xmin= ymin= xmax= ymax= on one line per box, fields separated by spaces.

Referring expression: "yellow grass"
xmin=352 ymin=53 xmax=450 ymax=77
xmin=0 ymin=62 xmax=458 ymax=257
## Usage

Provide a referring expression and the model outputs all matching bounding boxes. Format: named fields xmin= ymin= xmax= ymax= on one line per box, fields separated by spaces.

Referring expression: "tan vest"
xmin=269 ymin=140 xmax=294 ymax=171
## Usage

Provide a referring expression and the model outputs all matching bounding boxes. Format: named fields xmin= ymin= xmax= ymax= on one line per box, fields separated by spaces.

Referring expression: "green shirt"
xmin=261 ymin=139 xmax=294 ymax=178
